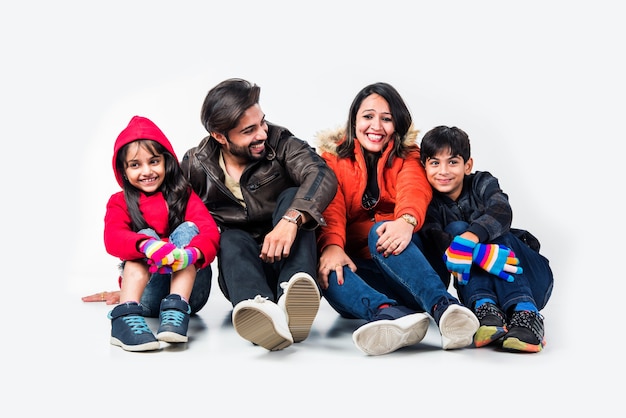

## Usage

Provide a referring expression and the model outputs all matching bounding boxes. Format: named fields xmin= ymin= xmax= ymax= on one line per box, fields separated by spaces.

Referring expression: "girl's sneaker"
xmin=109 ymin=302 xmax=160 ymax=352
xmin=156 ymin=294 xmax=191 ymax=343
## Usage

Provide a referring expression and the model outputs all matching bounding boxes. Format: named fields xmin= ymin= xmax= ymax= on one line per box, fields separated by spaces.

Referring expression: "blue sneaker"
xmin=156 ymin=294 xmax=191 ymax=343
xmin=352 ymin=305 xmax=430 ymax=356
xmin=108 ymin=302 xmax=160 ymax=352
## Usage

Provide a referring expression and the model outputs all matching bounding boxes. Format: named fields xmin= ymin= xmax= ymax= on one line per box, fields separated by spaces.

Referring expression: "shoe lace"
xmin=253 ymin=295 xmax=269 ymax=304
xmin=122 ymin=315 xmax=153 ymax=335
xmin=509 ymin=310 xmax=544 ymax=339
xmin=475 ymin=303 xmax=505 ymax=322
xmin=160 ymin=309 xmax=185 ymax=327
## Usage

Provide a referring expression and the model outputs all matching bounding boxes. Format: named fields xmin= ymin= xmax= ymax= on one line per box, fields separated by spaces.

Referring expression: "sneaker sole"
xmin=352 ymin=313 xmax=430 ymax=356
xmin=157 ymin=331 xmax=188 ymax=343
xmin=110 ymin=337 xmax=160 ymax=352
xmin=502 ymin=336 xmax=545 ymax=353
xmin=233 ymin=306 xmax=293 ymax=351
xmin=439 ymin=305 xmax=480 ymax=350
xmin=283 ymin=273 xmax=320 ymax=343
xmin=473 ymin=325 xmax=508 ymax=348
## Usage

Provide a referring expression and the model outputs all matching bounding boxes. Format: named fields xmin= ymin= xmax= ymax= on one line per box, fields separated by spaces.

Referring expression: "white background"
xmin=2 ymin=1 xmax=621 ymax=415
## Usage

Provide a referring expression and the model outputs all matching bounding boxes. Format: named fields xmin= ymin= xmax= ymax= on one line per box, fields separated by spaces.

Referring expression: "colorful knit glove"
xmin=140 ymin=239 xmax=180 ymax=273
xmin=169 ymin=248 xmax=199 ymax=273
xmin=443 ymin=236 xmax=476 ymax=285
xmin=472 ymin=243 xmax=523 ymax=282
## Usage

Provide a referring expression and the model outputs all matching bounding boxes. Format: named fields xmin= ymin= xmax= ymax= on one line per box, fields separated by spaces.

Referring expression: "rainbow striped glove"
xmin=443 ymin=236 xmax=476 ymax=285
xmin=169 ymin=248 xmax=199 ymax=272
xmin=140 ymin=239 xmax=180 ymax=273
xmin=472 ymin=243 xmax=523 ymax=282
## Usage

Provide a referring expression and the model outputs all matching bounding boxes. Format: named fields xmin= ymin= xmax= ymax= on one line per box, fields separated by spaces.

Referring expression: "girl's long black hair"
xmin=116 ymin=139 xmax=191 ymax=233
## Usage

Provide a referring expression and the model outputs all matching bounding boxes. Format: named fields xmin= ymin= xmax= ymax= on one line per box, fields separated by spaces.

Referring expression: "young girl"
xmin=104 ymin=116 xmax=220 ymax=352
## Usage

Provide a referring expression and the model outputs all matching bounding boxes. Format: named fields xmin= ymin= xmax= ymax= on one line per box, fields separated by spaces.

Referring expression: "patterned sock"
xmin=515 ymin=301 xmax=538 ymax=313
xmin=475 ymin=298 xmax=496 ymax=309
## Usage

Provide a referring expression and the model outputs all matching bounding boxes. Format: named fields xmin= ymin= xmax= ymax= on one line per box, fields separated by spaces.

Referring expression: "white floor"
xmin=55 ymin=269 xmax=584 ymax=417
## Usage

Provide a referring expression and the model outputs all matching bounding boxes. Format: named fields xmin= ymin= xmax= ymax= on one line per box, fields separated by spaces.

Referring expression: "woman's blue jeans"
xmin=126 ymin=221 xmax=212 ymax=317
xmin=322 ymin=221 xmax=458 ymax=321
xmin=441 ymin=221 xmax=554 ymax=313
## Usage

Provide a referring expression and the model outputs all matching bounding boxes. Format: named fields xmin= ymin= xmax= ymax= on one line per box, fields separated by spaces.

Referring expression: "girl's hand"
xmin=82 ymin=291 xmax=120 ymax=305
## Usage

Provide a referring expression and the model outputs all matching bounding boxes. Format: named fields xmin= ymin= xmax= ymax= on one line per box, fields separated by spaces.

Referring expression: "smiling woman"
xmin=315 ymin=82 xmax=479 ymax=356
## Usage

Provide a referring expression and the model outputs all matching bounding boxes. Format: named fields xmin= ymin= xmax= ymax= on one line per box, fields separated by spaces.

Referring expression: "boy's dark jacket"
xmin=420 ymin=170 xmax=540 ymax=256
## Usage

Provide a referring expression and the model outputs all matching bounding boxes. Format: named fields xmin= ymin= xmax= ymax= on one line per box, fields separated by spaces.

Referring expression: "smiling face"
xmin=213 ymin=103 xmax=269 ymax=163
xmin=123 ymin=141 xmax=166 ymax=194
xmin=354 ymin=93 xmax=395 ymax=153
xmin=423 ymin=149 xmax=473 ymax=201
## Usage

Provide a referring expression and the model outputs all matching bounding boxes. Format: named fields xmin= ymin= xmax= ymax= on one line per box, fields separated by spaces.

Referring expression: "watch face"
xmin=284 ymin=209 xmax=303 ymax=227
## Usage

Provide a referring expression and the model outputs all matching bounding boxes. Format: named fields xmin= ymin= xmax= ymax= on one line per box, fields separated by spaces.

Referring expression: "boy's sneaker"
xmin=277 ymin=272 xmax=321 ymax=343
xmin=473 ymin=302 xmax=508 ymax=347
xmin=232 ymin=295 xmax=293 ymax=351
xmin=352 ymin=305 xmax=430 ymax=356
xmin=108 ymin=302 xmax=160 ymax=352
xmin=156 ymin=294 xmax=191 ymax=343
xmin=432 ymin=298 xmax=479 ymax=350
xmin=502 ymin=310 xmax=545 ymax=353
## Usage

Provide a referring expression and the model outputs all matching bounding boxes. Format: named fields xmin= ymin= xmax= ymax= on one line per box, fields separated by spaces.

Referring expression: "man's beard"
xmin=227 ymin=140 xmax=266 ymax=161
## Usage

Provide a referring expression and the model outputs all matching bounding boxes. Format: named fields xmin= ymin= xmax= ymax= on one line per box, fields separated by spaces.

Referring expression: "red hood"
xmin=112 ymin=116 xmax=178 ymax=187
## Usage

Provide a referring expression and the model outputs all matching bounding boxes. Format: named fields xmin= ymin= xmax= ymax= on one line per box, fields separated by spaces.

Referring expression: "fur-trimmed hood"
xmin=315 ymin=124 xmax=420 ymax=156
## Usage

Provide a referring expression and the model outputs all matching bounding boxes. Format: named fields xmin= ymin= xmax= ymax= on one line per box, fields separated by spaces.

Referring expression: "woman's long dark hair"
xmin=336 ymin=82 xmax=413 ymax=166
xmin=116 ymin=140 xmax=191 ymax=233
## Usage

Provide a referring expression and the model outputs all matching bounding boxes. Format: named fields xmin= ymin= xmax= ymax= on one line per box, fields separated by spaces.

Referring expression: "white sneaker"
xmin=352 ymin=312 xmax=430 ymax=356
xmin=277 ymin=272 xmax=321 ymax=343
xmin=232 ymin=295 xmax=293 ymax=351
xmin=438 ymin=304 xmax=480 ymax=350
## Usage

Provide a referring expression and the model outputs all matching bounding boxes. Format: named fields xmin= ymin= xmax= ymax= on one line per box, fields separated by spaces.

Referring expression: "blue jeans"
xmin=442 ymin=221 xmax=554 ymax=313
xmin=214 ymin=187 xmax=319 ymax=306
xmin=322 ymin=221 xmax=460 ymax=321
xmin=127 ymin=221 xmax=212 ymax=317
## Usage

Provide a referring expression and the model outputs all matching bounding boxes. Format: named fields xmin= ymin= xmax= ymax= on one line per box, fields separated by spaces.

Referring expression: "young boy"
xmin=418 ymin=125 xmax=554 ymax=353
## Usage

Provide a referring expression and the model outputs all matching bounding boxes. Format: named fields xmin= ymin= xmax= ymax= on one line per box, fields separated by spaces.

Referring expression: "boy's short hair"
xmin=420 ymin=125 xmax=471 ymax=164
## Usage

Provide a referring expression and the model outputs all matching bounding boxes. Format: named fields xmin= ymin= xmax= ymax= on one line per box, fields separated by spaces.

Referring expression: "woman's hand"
xmin=82 ymin=291 xmax=120 ymax=305
xmin=317 ymin=245 xmax=356 ymax=289
xmin=375 ymin=219 xmax=414 ymax=257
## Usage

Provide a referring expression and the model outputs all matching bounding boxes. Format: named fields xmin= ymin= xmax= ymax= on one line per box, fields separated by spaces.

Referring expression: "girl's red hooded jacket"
xmin=104 ymin=116 xmax=219 ymax=268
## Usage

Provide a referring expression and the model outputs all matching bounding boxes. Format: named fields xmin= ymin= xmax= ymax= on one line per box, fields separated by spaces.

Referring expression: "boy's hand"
xmin=472 ymin=243 xmax=523 ymax=282
xmin=443 ymin=236 xmax=476 ymax=285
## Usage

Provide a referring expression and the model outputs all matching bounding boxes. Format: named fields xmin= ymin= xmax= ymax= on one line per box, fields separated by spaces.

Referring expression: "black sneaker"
xmin=502 ymin=310 xmax=545 ymax=353
xmin=109 ymin=302 xmax=160 ymax=352
xmin=473 ymin=302 xmax=508 ymax=348
xmin=352 ymin=305 xmax=430 ymax=356
xmin=156 ymin=294 xmax=191 ymax=343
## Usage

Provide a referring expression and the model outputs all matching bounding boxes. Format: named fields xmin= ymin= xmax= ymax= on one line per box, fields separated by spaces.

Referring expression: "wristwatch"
xmin=400 ymin=214 xmax=417 ymax=227
xmin=282 ymin=208 xmax=304 ymax=228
